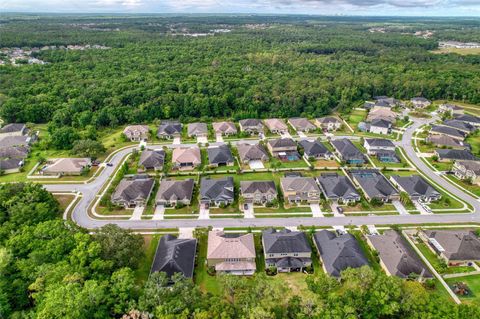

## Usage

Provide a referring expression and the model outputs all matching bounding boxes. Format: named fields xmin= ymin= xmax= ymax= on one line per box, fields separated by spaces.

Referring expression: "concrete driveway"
xmin=216 ymin=134 xmax=224 ymax=143
xmin=173 ymin=137 xmax=181 ymax=145
xmin=243 ymin=203 xmax=255 ymax=218
xmin=310 ymin=203 xmax=323 ymax=217
xmin=298 ymin=132 xmax=307 ymax=138
xmin=249 ymin=160 xmax=264 ymax=169
xmin=197 ymin=136 xmax=208 ymax=144
xmin=130 ymin=205 xmax=145 ymax=220
xmin=199 ymin=205 xmax=210 ymax=219
xmin=392 ymin=200 xmax=409 ymax=215
xmin=152 ymin=205 xmax=165 ymax=220
xmin=330 ymin=202 xmax=344 ymax=217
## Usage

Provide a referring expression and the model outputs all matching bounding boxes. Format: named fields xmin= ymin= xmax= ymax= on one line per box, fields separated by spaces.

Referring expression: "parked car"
xmin=106 ymin=163 xmax=113 ymax=167
xmin=337 ymin=206 xmax=344 ymax=214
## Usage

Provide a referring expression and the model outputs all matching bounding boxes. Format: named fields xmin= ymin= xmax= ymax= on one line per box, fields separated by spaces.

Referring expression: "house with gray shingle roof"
xmin=331 ymin=139 xmax=365 ymax=165
xmin=111 ymin=175 xmax=155 ymax=208
xmin=0 ymin=123 xmax=27 ymax=137
xmin=187 ymin=122 xmax=208 ymax=138
xmin=367 ymin=230 xmax=432 ymax=279
xmin=315 ymin=117 xmax=342 ymax=131
xmin=267 ymin=138 xmax=299 ymax=160
xmin=151 ymin=235 xmax=197 ymax=281
xmin=139 ymin=149 xmax=165 ymax=171
xmin=264 ymin=118 xmax=288 ymax=134
xmin=410 ymin=97 xmax=431 ymax=108
xmin=288 ymin=118 xmax=316 ymax=132
xmin=435 ymin=149 xmax=479 ymax=162
xmin=262 ymin=228 xmax=312 ymax=272
xmin=280 ymin=177 xmax=321 ymax=204
xmin=316 ymin=173 xmax=360 ymax=204
xmin=157 ymin=121 xmax=182 ymax=139
xmin=313 ymin=230 xmax=369 ymax=277
xmin=364 ymin=138 xmax=396 ymax=155
xmin=430 ymin=125 xmax=466 ymax=141
xmin=240 ymin=181 xmax=277 ymax=205
xmin=237 ymin=143 xmax=269 ymax=164
xmin=453 ymin=161 xmax=480 ymax=185
xmin=156 ymin=178 xmax=195 ymax=207
xmin=200 ymin=177 xmax=234 ymax=206
xmin=420 ymin=230 xmax=480 ymax=264
xmin=427 ymin=134 xmax=470 ymax=150
xmin=212 ymin=121 xmax=237 ymax=136
xmin=390 ymin=175 xmax=441 ymax=203
xmin=299 ymin=139 xmax=332 ymax=160
xmin=207 ymin=145 xmax=234 ymax=167
xmin=441 ymin=120 xmax=475 ymax=134
xmin=454 ymin=114 xmax=480 ymax=127
xmin=349 ymin=169 xmax=399 ymax=202
xmin=239 ymin=119 xmax=264 ymax=135
xmin=0 ymin=145 xmax=28 ymax=173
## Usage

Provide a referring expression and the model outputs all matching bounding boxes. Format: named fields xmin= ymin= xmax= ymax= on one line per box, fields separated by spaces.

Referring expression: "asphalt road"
xmin=44 ymin=121 xmax=480 ymax=230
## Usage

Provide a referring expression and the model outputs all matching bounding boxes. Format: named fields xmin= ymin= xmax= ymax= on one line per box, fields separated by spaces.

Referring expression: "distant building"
xmin=366 ymin=106 xmax=397 ymax=123
xmin=41 ymin=158 xmax=91 ymax=176
xmin=426 ymin=134 xmax=470 ymax=150
xmin=239 ymin=119 xmax=264 ymax=135
xmin=435 ymin=149 xmax=479 ymax=162
xmin=187 ymin=122 xmax=208 ymax=138
xmin=315 ymin=117 xmax=342 ymax=131
xmin=441 ymin=120 xmax=475 ymax=134
xmin=123 ymin=125 xmax=149 ymax=142
xmin=439 ymin=104 xmax=463 ymax=115
xmin=430 ymin=125 xmax=466 ymax=141
xmin=288 ymin=118 xmax=316 ymax=132
xmin=212 ymin=121 xmax=237 ymax=136
xmin=454 ymin=114 xmax=480 ymax=127
xmin=264 ymin=118 xmax=288 ymax=134
xmin=410 ymin=97 xmax=431 ymax=108
xmin=157 ymin=121 xmax=182 ymax=139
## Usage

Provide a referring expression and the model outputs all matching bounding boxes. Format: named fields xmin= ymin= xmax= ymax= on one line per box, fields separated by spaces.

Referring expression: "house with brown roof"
xmin=288 ymin=118 xmax=316 ymax=132
xmin=411 ymin=97 xmax=431 ymax=108
xmin=267 ymin=138 xmax=299 ymax=160
xmin=239 ymin=119 xmax=264 ymax=135
xmin=111 ymin=175 xmax=155 ymax=208
xmin=172 ymin=147 xmax=201 ymax=170
xmin=237 ymin=143 xmax=269 ymax=164
xmin=240 ymin=180 xmax=277 ymax=205
xmin=315 ymin=117 xmax=342 ymax=131
xmin=41 ymin=158 xmax=91 ymax=176
xmin=366 ymin=106 xmax=397 ymax=123
xmin=264 ymin=118 xmax=288 ymax=134
xmin=187 ymin=122 xmax=208 ymax=138
xmin=207 ymin=230 xmax=256 ymax=275
xmin=123 ymin=125 xmax=149 ymax=142
xmin=280 ymin=177 xmax=321 ymax=204
xmin=212 ymin=121 xmax=237 ymax=136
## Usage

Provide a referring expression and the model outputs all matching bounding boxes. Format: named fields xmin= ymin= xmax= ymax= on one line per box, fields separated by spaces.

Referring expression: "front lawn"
xmin=135 ymin=234 xmax=161 ymax=284
xmin=444 ymin=175 xmax=480 ymax=197
xmin=445 ymin=275 xmax=480 ymax=303
xmin=426 ymin=158 xmax=452 ymax=171
xmin=194 ymin=230 xmax=221 ymax=295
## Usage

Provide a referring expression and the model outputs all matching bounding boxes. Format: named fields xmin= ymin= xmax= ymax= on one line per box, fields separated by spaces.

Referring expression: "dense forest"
xmin=0 ymin=15 xmax=479 ymax=135
xmin=1 ymin=182 xmax=480 ymax=318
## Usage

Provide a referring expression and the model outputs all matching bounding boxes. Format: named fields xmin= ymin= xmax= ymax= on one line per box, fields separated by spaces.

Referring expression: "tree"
xmin=72 ymin=139 xmax=106 ymax=159
xmin=49 ymin=127 xmax=80 ymax=150
xmin=400 ymin=191 xmax=413 ymax=206
xmin=92 ymin=224 xmax=145 ymax=269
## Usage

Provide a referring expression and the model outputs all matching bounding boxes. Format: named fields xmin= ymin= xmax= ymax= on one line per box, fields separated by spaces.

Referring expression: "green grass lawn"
xmin=465 ymin=132 xmax=480 ymax=156
xmin=345 ymin=109 xmax=367 ymax=130
xmin=415 ymin=241 xmax=475 ymax=275
xmin=444 ymin=175 xmax=480 ymax=197
xmin=426 ymin=158 xmax=453 ymax=171
xmin=194 ymin=230 xmax=222 ymax=295
xmin=445 ymin=275 xmax=480 ymax=303
xmin=350 ymin=230 xmax=381 ymax=272
xmin=53 ymin=194 xmax=76 ymax=211
xmin=135 ymin=234 xmax=161 ymax=284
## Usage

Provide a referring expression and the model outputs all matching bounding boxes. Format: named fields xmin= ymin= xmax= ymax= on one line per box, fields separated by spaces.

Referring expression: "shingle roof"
xmin=264 ymin=118 xmax=288 ymax=131
xmin=371 ymin=119 xmax=392 ymax=128
xmin=172 ymin=147 xmax=201 ymax=165
xmin=237 ymin=143 xmax=268 ymax=162
xmin=0 ymin=123 xmax=26 ymax=134
xmin=411 ymin=97 xmax=430 ymax=103
xmin=207 ymin=145 xmax=234 ymax=165
xmin=349 ymin=169 xmax=399 ymax=199
xmin=156 ymin=179 xmax=195 ymax=202
xmin=331 ymin=139 xmax=364 ymax=160
xmin=431 ymin=125 xmax=466 ymax=139
xmin=435 ymin=149 xmax=478 ymax=161
xmin=240 ymin=180 xmax=277 ymax=195
xmin=454 ymin=114 xmax=480 ymax=124
xmin=441 ymin=120 xmax=475 ymax=133
xmin=239 ymin=119 xmax=263 ymax=128
xmin=0 ymin=135 xmax=30 ymax=148
xmin=200 ymin=177 xmax=234 ymax=202
xmin=112 ymin=176 xmax=155 ymax=203
xmin=262 ymin=228 xmax=311 ymax=254
xmin=317 ymin=173 xmax=360 ymax=201
xmin=423 ymin=230 xmax=480 ymax=261
xmin=364 ymin=138 xmax=395 ymax=148
xmin=43 ymin=158 xmax=91 ymax=174
xmin=288 ymin=118 xmax=316 ymax=131
xmin=0 ymin=158 xmax=24 ymax=170
xmin=299 ymin=140 xmax=331 ymax=157
xmin=280 ymin=177 xmax=320 ymax=193
xmin=212 ymin=121 xmax=237 ymax=134
xmin=139 ymin=150 xmax=165 ymax=169
xmin=187 ymin=122 xmax=208 ymax=136
xmin=427 ymin=135 xmax=470 ymax=149
xmin=456 ymin=161 xmax=480 ymax=174
xmin=390 ymin=175 xmax=440 ymax=199
xmin=207 ymin=231 xmax=256 ymax=259
xmin=268 ymin=138 xmax=297 ymax=149
xmin=151 ymin=235 xmax=197 ymax=279
xmin=123 ymin=125 xmax=149 ymax=135
xmin=0 ymin=145 xmax=29 ymax=159
xmin=316 ymin=116 xmax=341 ymax=124
xmin=369 ymin=230 xmax=432 ymax=278
xmin=314 ymin=230 xmax=369 ymax=277
xmin=157 ymin=121 xmax=182 ymax=136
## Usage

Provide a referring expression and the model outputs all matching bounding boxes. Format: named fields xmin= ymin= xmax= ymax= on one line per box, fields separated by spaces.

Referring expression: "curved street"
xmin=44 ymin=117 xmax=480 ymax=230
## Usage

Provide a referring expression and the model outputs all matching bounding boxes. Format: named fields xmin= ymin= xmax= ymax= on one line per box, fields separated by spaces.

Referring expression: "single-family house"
xmin=430 ymin=125 xmax=466 ymax=141
xmin=454 ymin=114 xmax=480 ymax=127
xmin=364 ymin=138 xmax=396 ymax=155
xmin=411 ymin=97 xmax=432 ymax=108
xmin=123 ymin=125 xmax=149 ymax=142
xmin=366 ymin=106 xmax=397 ymax=123
xmin=156 ymin=178 xmax=195 ymax=206
xmin=435 ymin=149 xmax=479 ymax=162
xmin=419 ymin=230 xmax=480 ymax=265
xmin=240 ymin=180 xmax=277 ymax=205
xmin=172 ymin=147 xmax=201 ymax=170
xmin=139 ymin=149 xmax=165 ymax=171
xmin=288 ymin=118 xmax=316 ymax=132
xmin=111 ymin=175 xmax=155 ymax=208
xmin=313 ymin=230 xmax=369 ymax=277
xmin=439 ymin=104 xmax=463 ymax=115
xmin=199 ymin=177 xmax=234 ymax=206
xmin=187 ymin=122 xmax=208 ymax=138
xmin=373 ymin=96 xmax=400 ymax=108
xmin=315 ymin=117 xmax=342 ymax=131
xmin=316 ymin=173 xmax=361 ymax=204
xmin=280 ymin=177 xmax=321 ymax=204
xmin=207 ymin=231 xmax=256 ymax=275
xmin=41 ymin=158 xmax=91 ymax=176
xmin=453 ymin=161 xmax=480 ymax=185
xmin=0 ymin=123 xmax=27 ymax=137
xmin=157 ymin=121 xmax=182 ymax=139
xmin=262 ymin=228 xmax=312 ymax=272
xmin=367 ymin=230 xmax=432 ymax=279
xmin=267 ymin=138 xmax=299 ymax=160
xmin=207 ymin=145 xmax=234 ymax=167
xmin=239 ymin=119 xmax=264 ymax=135
xmin=0 ymin=135 xmax=32 ymax=148
xmin=237 ymin=143 xmax=269 ymax=164
xmin=390 ymin=175 xmax=441 ymax=203
xmin=212 ymin=121 xmax=237 ymax=136
xmin=441 ymin=120 xmax=476 ymax=134
xmin=426 ymin=135 xmax=470 ymax=150
xmin=151 ymin=235 xmax=197 ymax=281
xmin=299 ymin=139 xmax=333 ymax=160
xmin=331 ymin=139 xmax=365 ymax=165
xmin=0 ymin=145 xmax=28 ymax=174
xmin=349 ymin=169 xmax=399 ymax=202
xmin=264 ymin=118 xmax=288 ymax=134
xmin=368 ymin=119 xmax=392 ymax=135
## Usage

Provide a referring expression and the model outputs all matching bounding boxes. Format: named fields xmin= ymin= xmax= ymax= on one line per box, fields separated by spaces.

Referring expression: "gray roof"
xmin=139 ymin=150 xmax=165 ymax=169
xmin=207 ymin=145 xmax=234 ymax=165
xmin=237 ymin=143 xmax=268 ymax=162
xmin=411 ymin=97 xmax=430 ymax=103
xmin=156 ymin=179 xmax=195 ymax=202
xmin=240 ymin=180 xmax=277 ymax=195
xmin=390 ymin=175 xmax=440 ymax=199
xmin=364 ymin=138 xmax=395 ymax=148
xmin=0 ymin=135 xmax=30 ymax=148
xmin=0 ymin=145 xmax=29 ymax=159
xmin=371 ymin=119 xmax=392 ymax=128
xmin=456 ymin=161 xmax=480 ymax=174
xmin=369 ymin=230 xmax=432 ymax=278
xmin=431 ymin=125 xmax=466 ymax=139
xmin=268 ymin=138 xmax=297 ymax=149
xmin=0 ymin=123 xmax=26 ymax=134
xmin=349 ymin=169 xmax=399 ymax=199
xmin=317 ymin=173 xmax=360 ymax=201
xmin=288 ymin=118 xmax=316 ymax=131
xmin=427 ymin=135 xmax=470 ymax=149
xmin=331 ymin=139 xmax=364 ymax=161
xmin=299 ymin=140 xmax=331 ymax=157
xmin=262 ymin=228 xmax=311 ymax=254
xmin=112 ymin=176 xmax=155 ymax=203
xmin=281 ymin=177 xmax=320 ymax=193
xmin=239 ymin=119 xmax=263 ymax=128
xmin=151 ymin=234 xmax=197 ymax=279
xmin=441 ymin=120 xmax=475 ymax=133
xmin=314 ymin=230 xmax=369 ymax=277
xmin=200 ymin=177 xmax=234 ymax=202
xmin=317 ymin=116 xmax=341 ymax=124
xmin=423 ymin=230 xmax=480 ymax=261
xmin=157 ymin=121 xmax=182 ymax=136
xmin=455 ymin=114 xmax=480 ymax=124
xmin=0 ymin=158 xmax=24 ymax=170
xmin=435 ymin=149 xmax=478 ymax=161
xmin=187 ymin=122 xmax=208 ymax=136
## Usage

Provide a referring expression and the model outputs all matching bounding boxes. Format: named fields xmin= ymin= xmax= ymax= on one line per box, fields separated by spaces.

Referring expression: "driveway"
xmin=199 ymin=206 xmax=210 ymax=219
xmin=243 ymin=203 xmax=254 ymax=218
xmin=152 ymin=205 xmax=165 ymax=220
xmin=173 ymin=137 xmax=181 ymax=145
xmin=281 ymin=132 xmax=292 ymax=138
xmin=414 ymin=200 xmax=432 ymax=215
xmin=298 ymin=132 xmax=307 ymax=138
xmin=249 ymin=160 xmax=264 ymax=169
xmin=178 ymin=227 xmax=195 ymax=239
xmin=330 ymin=202 xmax=344 ymax=217
xmin=216 ymin=134 xmax=224 ymax=143
xmin=197 ymin=136 xmax=208 ymax=144
xmin=130 ymin=205 xmax=145 ymax=220
xmin=310 ymin=203 xmax=323 ymax=217
xmin=392 ymin=200 xmax=409 ymax=215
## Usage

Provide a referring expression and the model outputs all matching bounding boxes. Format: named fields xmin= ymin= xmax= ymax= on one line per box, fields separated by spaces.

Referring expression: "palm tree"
xmin=400 ymin=192 xmax=411 ymax=205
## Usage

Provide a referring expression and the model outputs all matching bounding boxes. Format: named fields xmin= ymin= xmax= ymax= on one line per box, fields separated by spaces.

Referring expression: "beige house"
xmin=280 ymin=177 xmax=321 ymax=204
xmin=212 ymin=121 xmax=237 ymax=136
xmin=172 ymin=147 xmax=201 ymax=170
xmin=288 ymin=118 xmax=316 ymax=132
xmin=207 ymin=230 xmax=256 ymax=275
xmin=366 ymin=106 xmax=397 ymax=123
xmin=41 ymin=158 xmax=91 ymax=176
xmin=315 ymin=117 xmax=342 ymax=131
xmin=240 ymin=180 xmax=278 ymax=205
xmin=264 ymin=118 xmax=288 ymax=134
xmin=453 ymin=161 xmax=480 ymax=185
xmin=123 ymin=125 xmax=149 ymax=142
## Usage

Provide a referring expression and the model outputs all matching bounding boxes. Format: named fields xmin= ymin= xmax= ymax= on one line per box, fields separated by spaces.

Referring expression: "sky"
xmin=1 ymin=0 xmax=480 ymax=16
